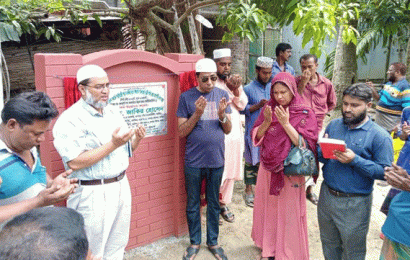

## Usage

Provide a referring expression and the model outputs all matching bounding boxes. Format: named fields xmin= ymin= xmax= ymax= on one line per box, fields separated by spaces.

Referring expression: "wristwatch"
xmin=219 ymin=114 xmax=227 ymax=123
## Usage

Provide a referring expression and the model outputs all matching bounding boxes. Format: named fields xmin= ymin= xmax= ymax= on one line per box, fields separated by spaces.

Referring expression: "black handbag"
xmin=283 ymin=135 xmax=318 ymax=176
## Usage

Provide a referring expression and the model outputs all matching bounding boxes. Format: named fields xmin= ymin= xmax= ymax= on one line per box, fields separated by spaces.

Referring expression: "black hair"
xmin=1 ymin=91 xmax=59 ymax=126
xmin=343 ymin=83 xmax=373 ymax=103
xmin=275 ymin=43 xmax=292 ymax=57
xmin=299 ymin=54 xmax=318 ymax=63
xmin=0 ymin=207 xmax=89 ymax=260
xmin=391 ymin=62 xmax=407 ymax=75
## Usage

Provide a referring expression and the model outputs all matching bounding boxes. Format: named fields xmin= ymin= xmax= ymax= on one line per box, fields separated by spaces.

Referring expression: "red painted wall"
xmin=34 ymin=50 xmax=202 ymax=249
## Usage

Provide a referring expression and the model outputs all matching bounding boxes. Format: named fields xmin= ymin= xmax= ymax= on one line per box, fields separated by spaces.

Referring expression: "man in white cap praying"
xmin=241 ymin=56 xmax=274 ymax=207
xmin=53 ymin=64 xmax=146 ymax=259
xmin=177 ymin=58 xmax=231 ymax=260
xmin=213 ymin=48 xmax=248 ymax=224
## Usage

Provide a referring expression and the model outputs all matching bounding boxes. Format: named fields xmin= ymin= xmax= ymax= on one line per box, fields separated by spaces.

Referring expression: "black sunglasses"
xmin=201 ymin=76 xmax=218 ymax=83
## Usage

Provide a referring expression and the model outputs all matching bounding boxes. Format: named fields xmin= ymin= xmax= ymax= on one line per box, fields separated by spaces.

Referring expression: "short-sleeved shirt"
xmin=396 ymin=107 xmax=410 ymax=171
xmin=296 ymin=73 xmax=337 ymax=130
xmin=377 ymin=78 xmax=410 ymax=112
xmin=0 ymin=140 xmax=46 ymax=206
xmin=318 ymin=118 xmax=393 ymax=194
xmin=176 ymin=87 xmax=231 ymax=168
xmin=242 ymin=79 xmax=271 ymax=165
xmin=376 ymin=78 xmax=410 ymax=131
xmin=382 ymin=191 xmax=410 ymax=247
xmin=271 ymin=60 xmax=295 ymax=78
xmin=53 ymin=98 xmax=131 ymax=180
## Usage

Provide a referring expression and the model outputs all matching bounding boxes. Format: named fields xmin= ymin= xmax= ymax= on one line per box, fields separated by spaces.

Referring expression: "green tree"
xmin=0 ymin=0 xmax=276 ymax=54
xmin=290 ymin=0 xmax=360 ymax=107
xmin=0 ymin=0 xmax=95 ymax=43
xmin=357 ymin=0 xmax=410 ymax=81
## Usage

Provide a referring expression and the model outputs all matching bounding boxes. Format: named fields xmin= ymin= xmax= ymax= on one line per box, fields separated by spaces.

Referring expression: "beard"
xmin=388 ymin=74 xmax=396 ymax=82
xmin=85 ymin=89 xmax=108 ymax=109
xmin=257 ymin=74 xmax=269 ymax=85
xmin=343 ymin=109 xmax=367 ymax=126
xmin=217 ymin=72 xmax=230 ymax=81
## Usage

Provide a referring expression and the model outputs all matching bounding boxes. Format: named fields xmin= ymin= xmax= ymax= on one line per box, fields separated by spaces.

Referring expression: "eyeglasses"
xmin=201 ymin=76 xmax=218 ymax=83
xmin=86 ymin=83 xmax=111 ymax=91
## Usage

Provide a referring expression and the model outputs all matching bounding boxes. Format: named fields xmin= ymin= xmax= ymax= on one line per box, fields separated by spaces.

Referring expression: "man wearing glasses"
xmin=177 ymin=58 xmax=231 ymax=260
xmin=53 ymin=64 xmax=146 ymax=259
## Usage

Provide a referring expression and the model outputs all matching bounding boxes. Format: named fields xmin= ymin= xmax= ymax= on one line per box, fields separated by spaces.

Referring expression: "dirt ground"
xmin=125 ymin=175 xmax=390 ymax=260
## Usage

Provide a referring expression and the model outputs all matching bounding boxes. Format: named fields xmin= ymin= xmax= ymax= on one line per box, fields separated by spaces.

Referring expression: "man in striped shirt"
xmin=367 ymin=62 xmax=410 ymax=132
xmin=0 ymin=92 xmax=77 ymax=223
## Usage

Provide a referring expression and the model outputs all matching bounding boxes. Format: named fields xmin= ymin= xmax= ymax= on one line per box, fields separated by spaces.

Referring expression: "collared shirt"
xmin=318 ymin=118 xmax=393 ymax=195
xmin=382 ymin=191 xmax=410 ymax=247
xmin=176 ymin=87 xmax=231 ymax=168
xmin=378 ymin=78 xmax=410 ymax=112
xmin=0 ymin=140 xmax=46 ymax=206
xmin=296 ymin=73 xmax=337 ymax=130
xmin=53 ymin=98 xmax=131 ymax=180
xmin=271 ymin=60 xmax=295 ymax=78
xmin=241 ymin=79 xmax=271 ymax=165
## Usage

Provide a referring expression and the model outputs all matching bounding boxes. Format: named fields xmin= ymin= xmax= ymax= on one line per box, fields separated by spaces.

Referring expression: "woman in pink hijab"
xmin=251 ymin=72 xmax=318 ymax=260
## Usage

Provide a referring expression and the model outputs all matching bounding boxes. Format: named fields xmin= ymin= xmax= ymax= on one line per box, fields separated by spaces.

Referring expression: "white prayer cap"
xmin=76 ymin=64 xmax=108 ymax=84
xmin=256 ymin=56 xmax=274 ymax=69
xmin=195 ymin=58 xmax=217 ymax=73
xmin=213 ymin=48 xmax=231 ymax=59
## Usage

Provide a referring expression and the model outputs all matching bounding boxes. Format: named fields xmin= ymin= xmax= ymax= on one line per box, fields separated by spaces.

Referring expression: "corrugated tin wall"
xmin=282 ymin=23 xmax=406 ymax=82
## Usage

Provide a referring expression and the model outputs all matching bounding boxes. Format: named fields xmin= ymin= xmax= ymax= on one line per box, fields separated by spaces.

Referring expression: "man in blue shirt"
xmin=317 ymin=83 xmax=393 ymax=260
xmin=381 ymin=163 xmax=410 ymax=258
xmin=271 ymin=43 xmax=295 ymax=78
xmin=0 ymin=92 xmax=77 ymax=223
xmin=177 ymin=58 xmax=232 ymax=260
xmin=242 ymin=56 xmax=273 ymax=207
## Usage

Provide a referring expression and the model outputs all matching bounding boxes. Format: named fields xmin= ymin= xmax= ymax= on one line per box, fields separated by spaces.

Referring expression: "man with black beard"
xmin=242 ymin=56 xmax=273 ymax=207
xmin=317 ymin=83 xmax=393 ymax=260
xmin=367 ymin=62 xmax=410 ymax=132
xmin=213 ymin=48 xmax=248 ymax=222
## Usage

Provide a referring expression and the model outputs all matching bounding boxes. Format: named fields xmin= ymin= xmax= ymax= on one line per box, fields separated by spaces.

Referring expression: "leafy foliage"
xmin=323 ymin=49 xmax=336 ymax=79
xmin=216 ymin=1 xmax=272 ymax=42
xmin=248 ymin=0 xmax=300 ymax=26
xmin=292 ymin=0 xmax=359 ymax=57
xmin=0 ymin=0 xmax=95 ymax=43
xmin=357 ymin=0 xmax=410 ymax=63
xmin=216 ymin=0 xmax=304 ymax=43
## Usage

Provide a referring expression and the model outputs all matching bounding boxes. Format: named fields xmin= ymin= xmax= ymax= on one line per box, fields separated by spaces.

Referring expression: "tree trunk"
xmin=384 ymin=35 xmax=392 ymax=82
xmin=185 ymin=1 xmax=202 ymax=54
xmin=173 ymin=4 xmax=187 ymax=53
xmin=332 ymin=24 xmax=358 ymax=109
xmin=140 ymin=18 xmax=158 ymax=52
xmin=406 ymin=36 xmax=410 ymax=82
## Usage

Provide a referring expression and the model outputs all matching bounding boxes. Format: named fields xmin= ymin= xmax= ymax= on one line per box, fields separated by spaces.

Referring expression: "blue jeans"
xmin=184 ymin=166 xmax=224 ymax=246
xmin=318 ymin=182 xmax=372 ymax=260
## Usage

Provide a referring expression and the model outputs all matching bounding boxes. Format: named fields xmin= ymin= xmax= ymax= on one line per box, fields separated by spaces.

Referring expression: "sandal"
xmin=306 ymin=192 xmax=318 ymax=205
xmin=220 ymin=206 xmax=235 ymax=223
xmin=182 ymin=246 xmax=200 ymax=260
xmin=208 ymin=246 xmax=228 ymax=260
xmin=243 ymin=193 xmax=254 ymax=207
